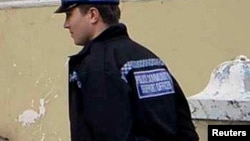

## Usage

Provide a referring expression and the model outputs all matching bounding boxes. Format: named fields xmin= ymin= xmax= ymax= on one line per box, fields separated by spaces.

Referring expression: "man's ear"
xmin=88 ymin=7 xmax=100 ymax=24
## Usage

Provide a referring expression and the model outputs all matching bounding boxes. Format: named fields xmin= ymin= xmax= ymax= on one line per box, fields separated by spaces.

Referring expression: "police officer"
xmin=54 ymin=0 xmax=199 ymax=141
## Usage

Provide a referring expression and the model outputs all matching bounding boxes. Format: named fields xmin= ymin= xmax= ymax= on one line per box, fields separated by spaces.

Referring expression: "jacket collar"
xmin=69 ymin=23 xmax=128 ymax=59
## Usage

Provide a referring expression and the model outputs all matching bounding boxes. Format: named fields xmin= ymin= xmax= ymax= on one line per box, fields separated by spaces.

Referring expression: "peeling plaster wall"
xmin=1 ymin=0 xmax=250 ymax=140
xmin=0 ymin=5 xmax=74 ymax=141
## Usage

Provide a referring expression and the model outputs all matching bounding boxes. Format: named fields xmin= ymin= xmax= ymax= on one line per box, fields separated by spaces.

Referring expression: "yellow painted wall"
xmin=0 ymin=0 xmax=250 ymax=140
xmin=0 ymin=6 xmax=73 ymax=141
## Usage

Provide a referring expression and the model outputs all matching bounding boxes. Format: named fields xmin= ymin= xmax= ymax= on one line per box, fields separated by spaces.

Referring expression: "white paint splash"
xmin=41 ymin=133 xmax=45 ymax=141
xmin=31 ymin=99 xmax=35 ymax=107
xmin=18 ymin=110 xmax=40 ymax=126
xmin=39 ymin=99 xmax=46 ymax=116
xmin=18 ymin=99 xmax=46 ymax=126
xmin=65 ymin=58 xmax=70 ymax=67
xmin=35 ymin=74 xmax=44 ymax=86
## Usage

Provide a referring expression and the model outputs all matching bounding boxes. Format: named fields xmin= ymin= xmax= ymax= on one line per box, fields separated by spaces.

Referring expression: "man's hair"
xmin=78 ymin=5 xmax=120 ymax=25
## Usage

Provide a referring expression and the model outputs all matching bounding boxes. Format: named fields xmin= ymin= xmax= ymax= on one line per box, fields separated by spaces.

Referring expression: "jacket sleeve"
xmin=126 ymin=66 xmax=199 ymax=141
xmin=172 ymin=76 xmax=199 ymax=141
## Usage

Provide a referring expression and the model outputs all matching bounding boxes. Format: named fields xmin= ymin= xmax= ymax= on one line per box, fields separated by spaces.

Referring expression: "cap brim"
xmin=54 ymin=3 xmax=78 ymax=13
xmin=54 ymin=5 xmax=65 ymax=13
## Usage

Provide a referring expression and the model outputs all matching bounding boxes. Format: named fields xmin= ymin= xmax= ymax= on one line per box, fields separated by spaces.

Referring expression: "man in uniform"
xmin=54 ymin=0 xmax=199 ymax=141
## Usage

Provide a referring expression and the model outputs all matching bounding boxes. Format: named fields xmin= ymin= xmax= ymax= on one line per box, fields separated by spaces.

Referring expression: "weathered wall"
xmin=0 ymin=5 xmax=73 ymax=141
xmin=0 ymin=0 xmax=250 ymax=140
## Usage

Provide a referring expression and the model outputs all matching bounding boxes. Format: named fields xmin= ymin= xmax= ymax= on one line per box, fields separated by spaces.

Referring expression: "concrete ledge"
xmin=0 ymin=0 xmax=152 ymax=10
xmin=189 ymin=99 xmax=250 ymax=121
xmin=0 ymin=0 xmax=60 ymax=10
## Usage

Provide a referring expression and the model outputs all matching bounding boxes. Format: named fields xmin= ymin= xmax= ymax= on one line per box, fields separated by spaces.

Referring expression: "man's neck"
xmin=91 ymin=23 xmax=109 ymax=40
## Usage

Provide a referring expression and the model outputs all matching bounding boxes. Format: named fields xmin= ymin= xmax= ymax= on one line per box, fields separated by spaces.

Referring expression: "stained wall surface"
xmin=0 ymin=0 xmax=250 ymax=140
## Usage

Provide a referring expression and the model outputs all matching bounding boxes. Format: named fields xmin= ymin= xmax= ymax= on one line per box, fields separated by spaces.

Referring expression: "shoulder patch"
xmin=134 ymin=68 xmax=175 ymax=99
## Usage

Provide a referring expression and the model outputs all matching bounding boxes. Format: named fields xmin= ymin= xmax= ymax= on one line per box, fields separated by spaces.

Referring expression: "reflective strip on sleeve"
xmin=120 ymin=58 xmax=165 ymax=83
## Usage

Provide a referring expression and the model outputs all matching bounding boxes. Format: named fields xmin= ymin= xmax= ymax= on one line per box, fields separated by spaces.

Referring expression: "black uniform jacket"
xmin=68 ymin=23 xmax=199 ymax=141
